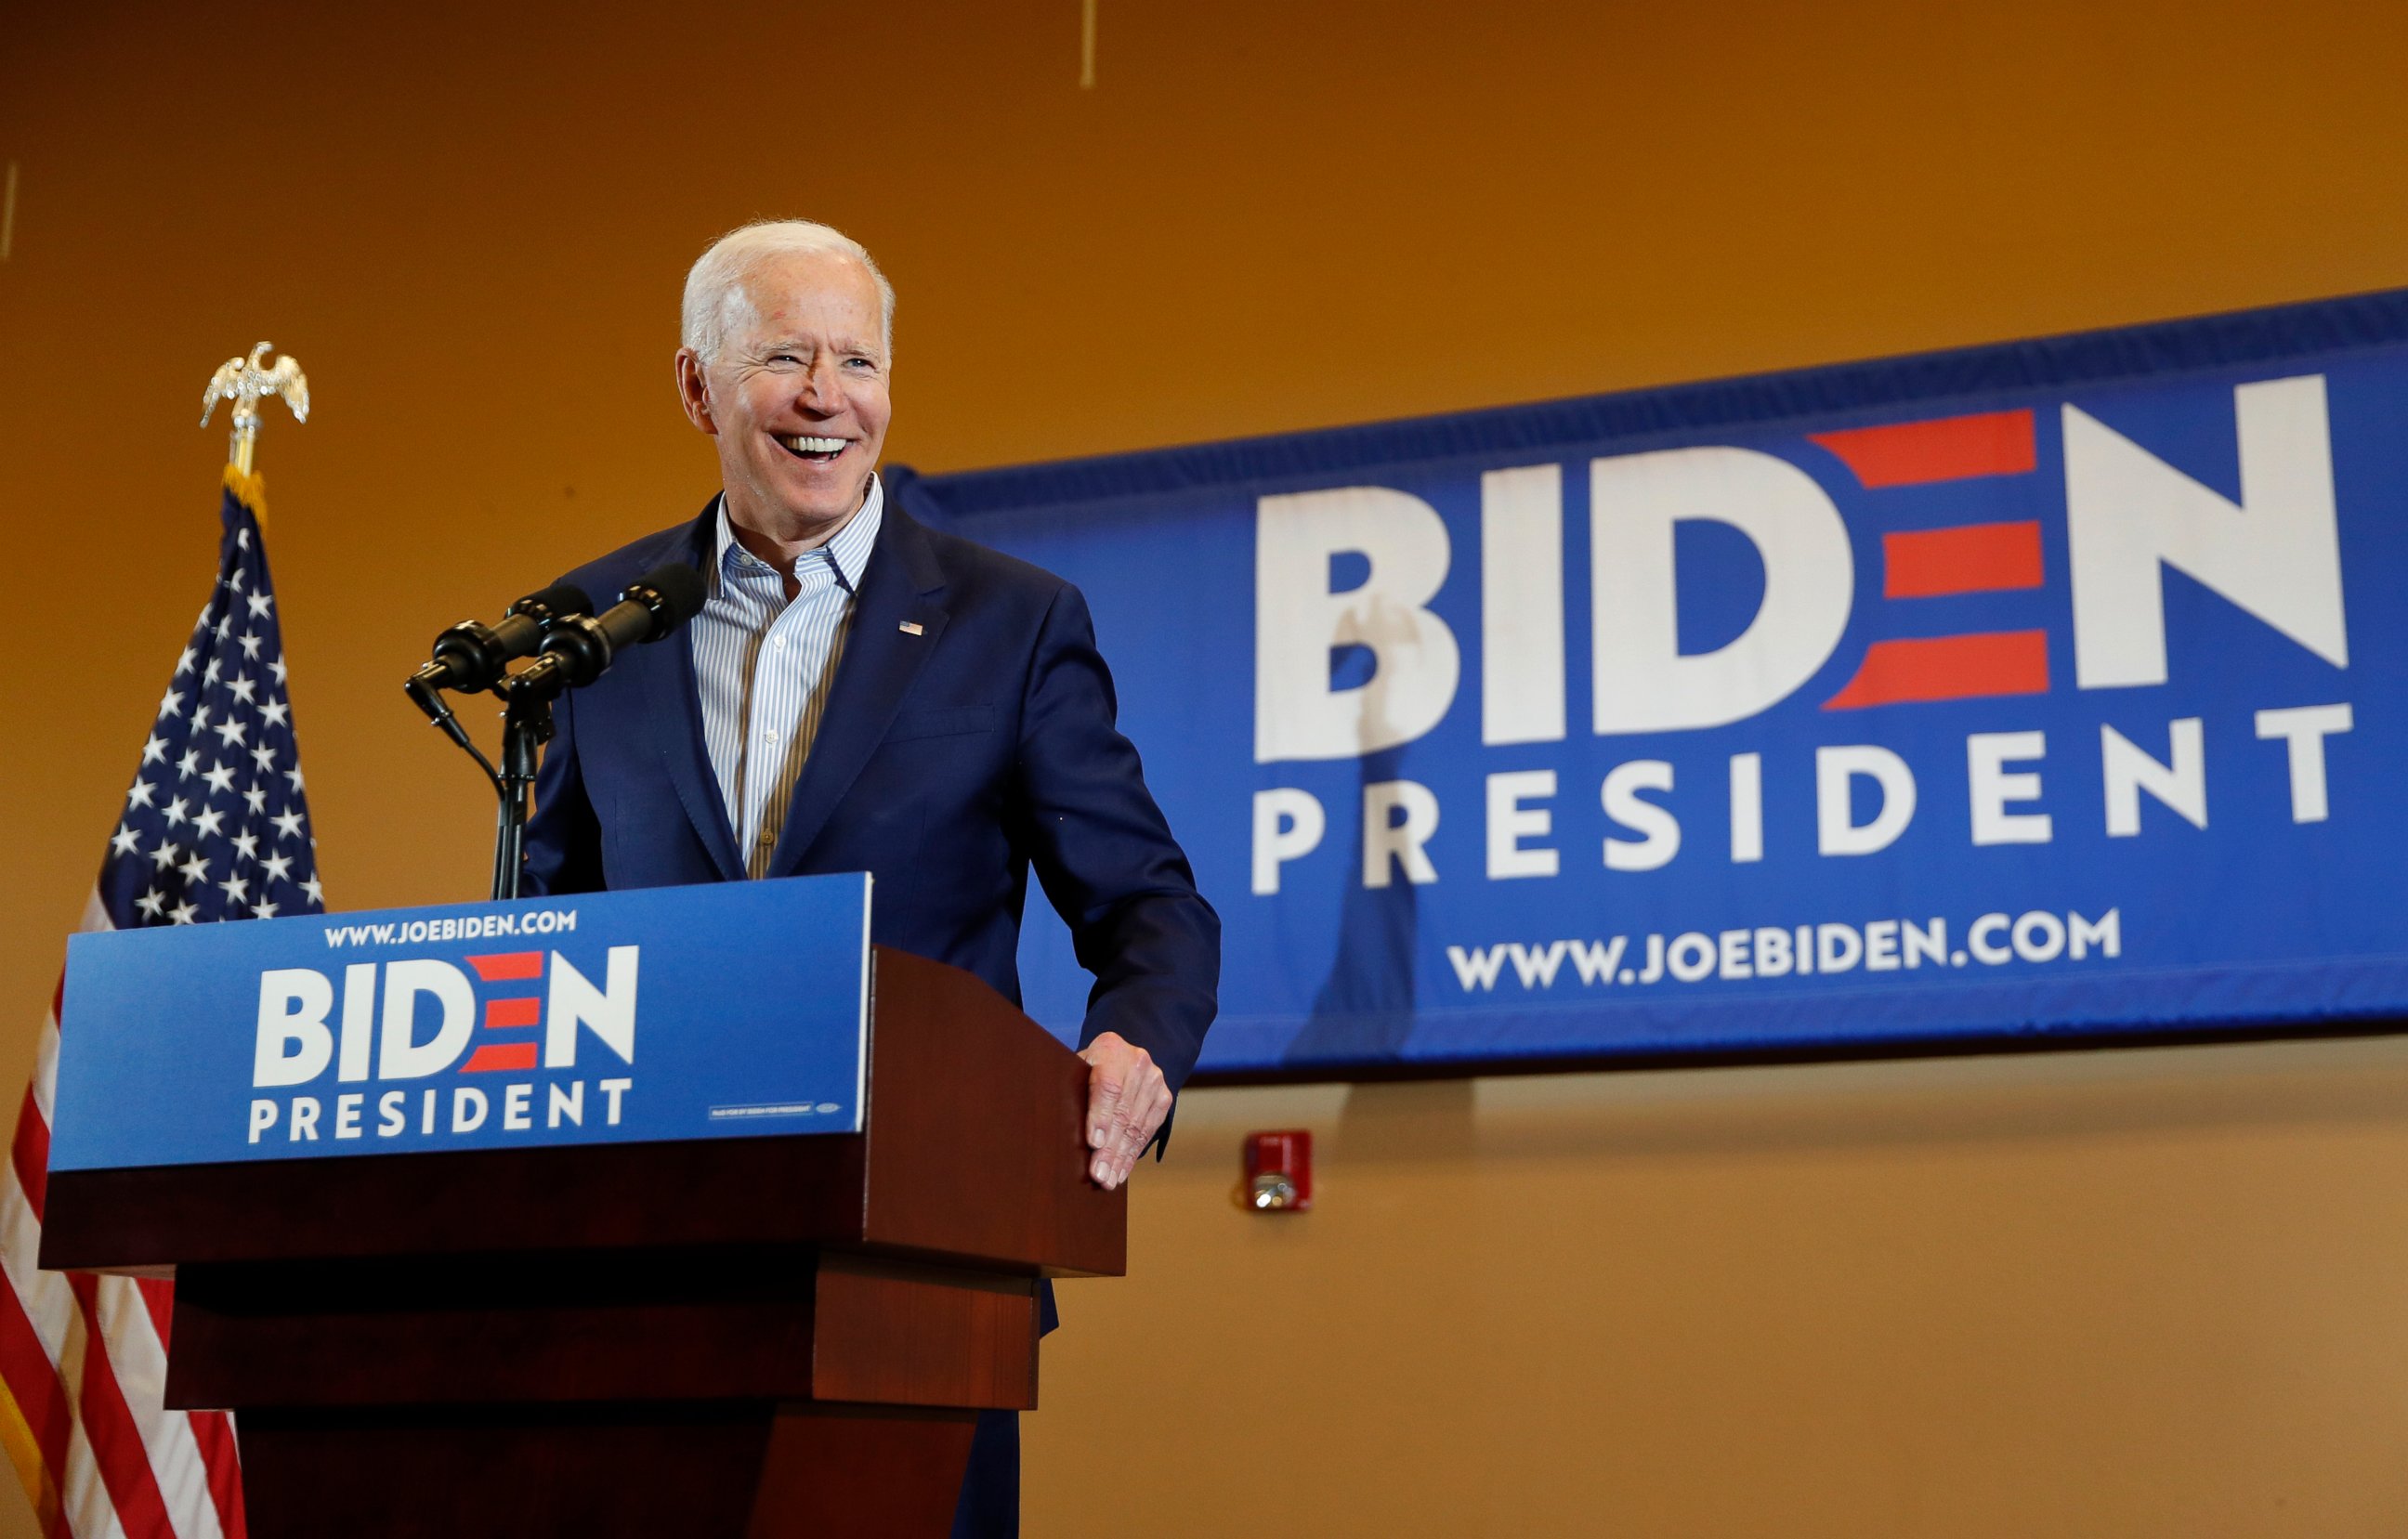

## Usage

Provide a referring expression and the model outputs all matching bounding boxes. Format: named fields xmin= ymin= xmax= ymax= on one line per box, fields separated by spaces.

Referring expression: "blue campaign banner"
xmin=51 ymin=873 xmax=871 ymax=1170
xmin=892 ymin=290 xmax=2408 ymax=1076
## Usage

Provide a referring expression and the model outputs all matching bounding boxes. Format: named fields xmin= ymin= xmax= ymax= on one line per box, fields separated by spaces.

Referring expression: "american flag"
xmin=0 ymin=470 xmax=322 ymax=1537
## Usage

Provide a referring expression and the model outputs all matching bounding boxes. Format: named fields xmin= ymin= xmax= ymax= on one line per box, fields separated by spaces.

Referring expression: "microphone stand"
xmin=407 ymin=670 xmax=557 ymax=902
xmin=490 ymin=680 xmax=556 ymax=901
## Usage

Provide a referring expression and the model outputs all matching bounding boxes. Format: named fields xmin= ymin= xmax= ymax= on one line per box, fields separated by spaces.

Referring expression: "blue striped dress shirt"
xmin=690 ymin=477 xmax=884 ymax=878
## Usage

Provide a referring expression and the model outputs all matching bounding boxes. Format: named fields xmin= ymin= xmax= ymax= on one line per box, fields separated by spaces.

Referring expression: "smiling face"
xmin=674 ymin=249 xmax=891 ymax=555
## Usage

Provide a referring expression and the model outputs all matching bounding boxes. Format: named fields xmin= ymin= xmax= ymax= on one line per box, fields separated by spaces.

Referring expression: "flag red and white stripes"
xmin=0 ymin=902 xmax=246 ymax=1537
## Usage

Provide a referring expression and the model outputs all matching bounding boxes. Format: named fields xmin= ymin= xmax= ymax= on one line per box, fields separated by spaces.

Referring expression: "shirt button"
xmin=773 ymin=636 xmax=788 ymax=649
xmin=762 ymin=729 xmax=780 ymax=744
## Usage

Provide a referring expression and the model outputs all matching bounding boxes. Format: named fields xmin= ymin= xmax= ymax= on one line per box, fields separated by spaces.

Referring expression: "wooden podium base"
xmin=238 ymin=1402 xmax=977 ymax=1538
xmin=166 ymin=1247 xmax=1026 ymax=1538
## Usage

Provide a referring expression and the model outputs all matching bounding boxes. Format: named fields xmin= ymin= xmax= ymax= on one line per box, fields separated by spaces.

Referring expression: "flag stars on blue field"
xmin=98 ymin=493 xmax=321 ymax=930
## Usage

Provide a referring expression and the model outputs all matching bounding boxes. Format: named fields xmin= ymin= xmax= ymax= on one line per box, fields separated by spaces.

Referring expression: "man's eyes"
xmin=760 ymin=353 xmax=874 ymax=371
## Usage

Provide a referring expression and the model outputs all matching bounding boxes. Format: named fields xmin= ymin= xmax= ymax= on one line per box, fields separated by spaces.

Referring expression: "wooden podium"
xmin=40 ymin=946 xmax=1123 ymax=1537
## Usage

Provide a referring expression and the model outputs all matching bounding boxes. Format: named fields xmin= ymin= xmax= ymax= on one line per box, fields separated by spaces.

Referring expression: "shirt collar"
xmin=711 ymin=474 xmax=883 ymax=594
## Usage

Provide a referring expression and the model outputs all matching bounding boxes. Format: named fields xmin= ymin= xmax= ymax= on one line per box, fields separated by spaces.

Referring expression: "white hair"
xmin=680 ymin=218 xmax=896 ymax=365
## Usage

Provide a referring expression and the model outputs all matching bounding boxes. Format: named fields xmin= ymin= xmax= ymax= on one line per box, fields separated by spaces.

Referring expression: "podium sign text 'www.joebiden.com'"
xmin=49 ymin=874 xmax=872 ymax=1171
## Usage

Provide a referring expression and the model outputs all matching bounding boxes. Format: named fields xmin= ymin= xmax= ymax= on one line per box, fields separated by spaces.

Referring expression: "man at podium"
xmin=520 ymin=218 xmax=1221 ymax=1535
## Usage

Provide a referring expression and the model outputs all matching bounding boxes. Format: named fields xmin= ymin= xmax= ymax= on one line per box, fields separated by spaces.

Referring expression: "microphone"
xmin=514 ymin=562 xmax=708 ymax=697
xmin=411 ymin=581 xmax=595 ymax=695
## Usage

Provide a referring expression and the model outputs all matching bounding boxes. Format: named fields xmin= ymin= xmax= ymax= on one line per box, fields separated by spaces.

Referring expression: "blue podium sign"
xmin=51 ymin=874 xmax=872 ymax=1172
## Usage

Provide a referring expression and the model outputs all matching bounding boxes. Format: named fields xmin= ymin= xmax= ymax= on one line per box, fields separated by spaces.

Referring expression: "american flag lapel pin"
xmin=899 ymin=620 xmax=923 ymax=635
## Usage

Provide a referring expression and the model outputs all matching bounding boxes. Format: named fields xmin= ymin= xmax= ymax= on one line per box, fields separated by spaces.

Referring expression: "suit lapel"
xmin=644 ymin=502 xmax=747 ymax=882
xmin=766 ymin=506 xmax=950 ymax=877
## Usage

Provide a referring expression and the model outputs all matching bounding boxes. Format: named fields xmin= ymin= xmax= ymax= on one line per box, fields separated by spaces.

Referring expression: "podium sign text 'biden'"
xmin=50 ymin=874 xmax=871 ymax=1171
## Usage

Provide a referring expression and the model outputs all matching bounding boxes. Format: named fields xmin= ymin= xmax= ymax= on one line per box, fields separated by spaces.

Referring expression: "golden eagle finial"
xmin=201 ymin=342 xmax=309 ymax=475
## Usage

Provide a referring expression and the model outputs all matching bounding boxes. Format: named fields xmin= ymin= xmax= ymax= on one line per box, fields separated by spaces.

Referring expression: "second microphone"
xmin=512 ymin=563 xmax=709 ymax=698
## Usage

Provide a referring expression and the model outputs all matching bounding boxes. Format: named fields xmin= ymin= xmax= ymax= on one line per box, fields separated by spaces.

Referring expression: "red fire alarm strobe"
xmin=1243 ymin=1129 xmax=1313 ymax=1212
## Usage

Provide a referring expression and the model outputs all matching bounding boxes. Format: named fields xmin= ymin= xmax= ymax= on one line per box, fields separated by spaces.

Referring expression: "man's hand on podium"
xmin=1078 ymin=1031 xmax=1169 ymax=1190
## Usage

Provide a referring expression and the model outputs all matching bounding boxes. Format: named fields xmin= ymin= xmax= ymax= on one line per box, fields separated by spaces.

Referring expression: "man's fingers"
xmin=1087 ymin=1065 xmax=1123 ymax=1151
xmin=1086 ymin=1056 xmax=1127 ymax=1185
xmin=1109 ymin=1074 xmax=1169 ymax=1186
xmin=1106 ymin=1079 xmax=1144 ymax=1169
xmin=1080 ymin=1036 xmax=1168 ymax=1190
xmin=1106 ymin=1096 xmax=1141 ymax=1185
xmin=1119 ymin=1076 xmax=1163 ymax=1161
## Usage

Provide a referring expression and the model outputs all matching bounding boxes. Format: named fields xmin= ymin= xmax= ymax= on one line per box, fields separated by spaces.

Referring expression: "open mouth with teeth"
xmin=775 ymin=433 xmax=851 ymax=464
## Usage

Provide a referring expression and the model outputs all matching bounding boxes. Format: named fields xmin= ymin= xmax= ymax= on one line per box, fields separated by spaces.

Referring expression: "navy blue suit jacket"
xmin=522 ymin=497 xmax=1220 ymax=1095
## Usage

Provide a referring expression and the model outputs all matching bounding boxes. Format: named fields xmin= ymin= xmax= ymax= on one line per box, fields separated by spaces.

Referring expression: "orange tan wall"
xmin=7 ymin=2 xmax=2408 ymax=1534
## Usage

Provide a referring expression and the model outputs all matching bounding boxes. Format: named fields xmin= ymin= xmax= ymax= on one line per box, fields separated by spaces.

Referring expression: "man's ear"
xmin=674 ymin=349 xmax=718 ymax=436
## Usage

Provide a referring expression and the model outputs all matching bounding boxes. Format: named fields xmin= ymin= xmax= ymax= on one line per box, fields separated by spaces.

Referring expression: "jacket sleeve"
xmin=522 ymin=685 xmax=606 ymax=896
xmin=1014 ymin=581 xmax=1221 ymax=1095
